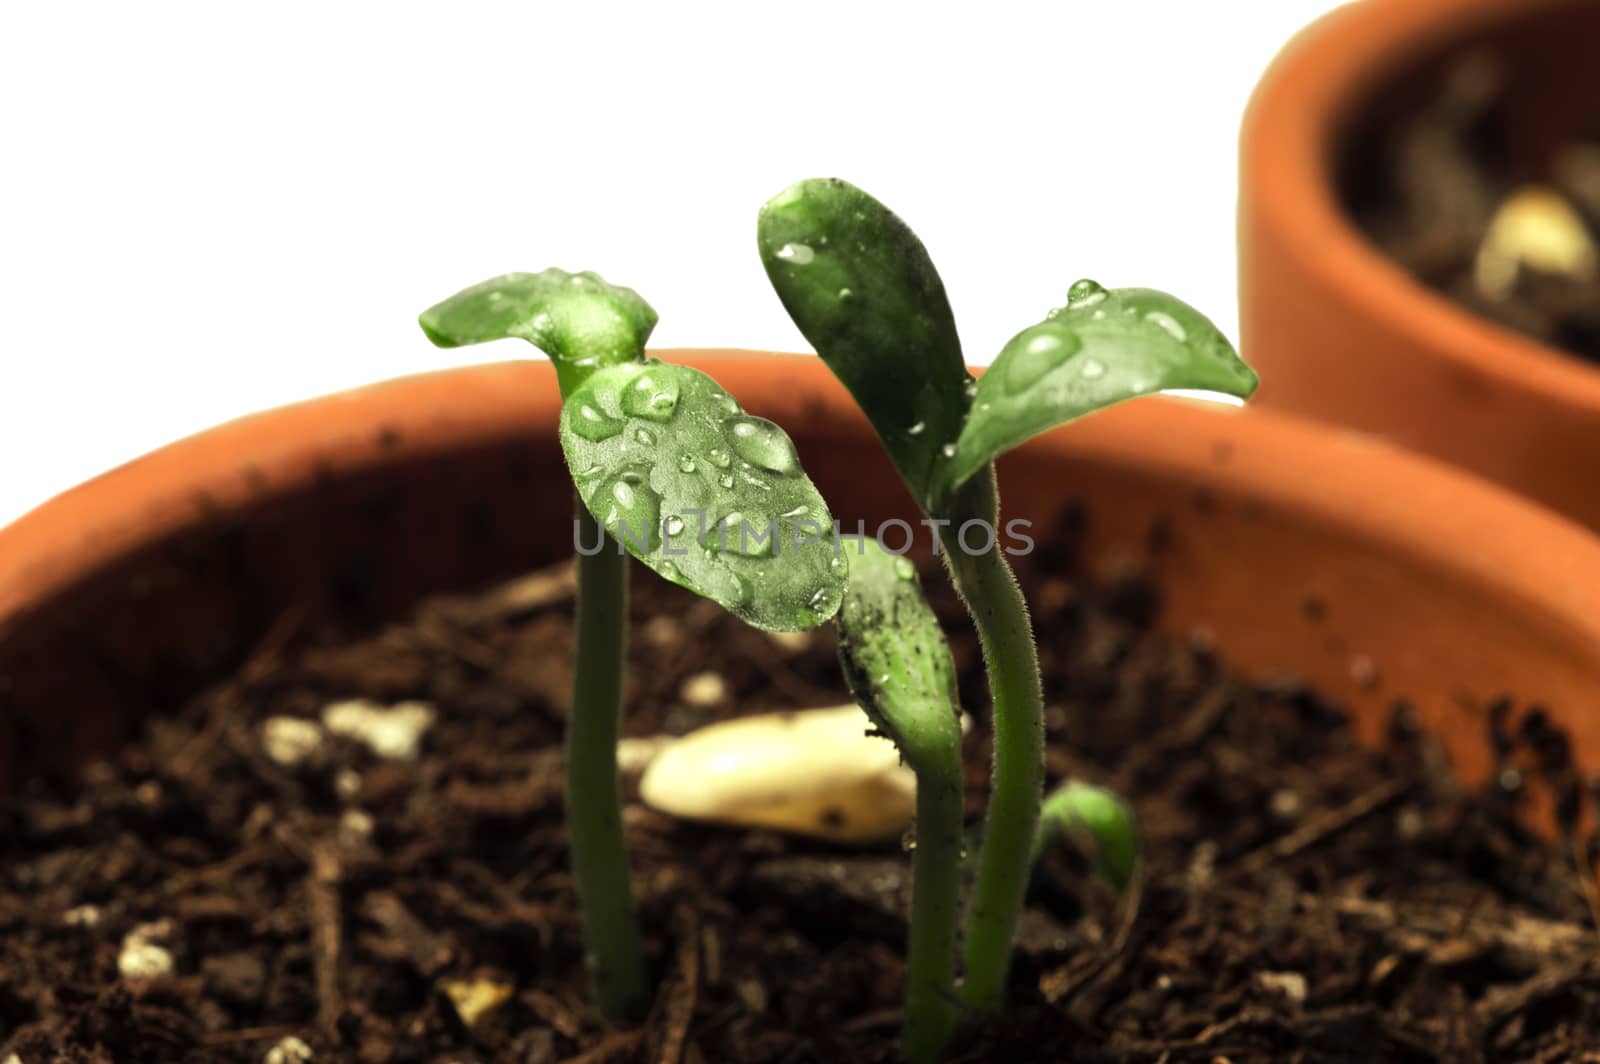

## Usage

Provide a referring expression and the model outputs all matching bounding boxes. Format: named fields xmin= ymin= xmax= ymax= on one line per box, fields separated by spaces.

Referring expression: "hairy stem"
xmin=942 ymin=529 xmax=1044 ymax=1012
xmin=904 ymin=746 xmax=966 ymax=1063
xmin=566 ymin=502 xmax=647 ymax=1021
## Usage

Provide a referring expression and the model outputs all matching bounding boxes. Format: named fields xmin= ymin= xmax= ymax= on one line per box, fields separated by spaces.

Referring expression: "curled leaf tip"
xmin=418 ymin=269 xmax=657 ymax=385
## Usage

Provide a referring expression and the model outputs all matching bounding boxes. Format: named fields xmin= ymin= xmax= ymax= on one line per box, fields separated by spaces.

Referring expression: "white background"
xmin=0 ymin=1 xmax=1343 ymax=529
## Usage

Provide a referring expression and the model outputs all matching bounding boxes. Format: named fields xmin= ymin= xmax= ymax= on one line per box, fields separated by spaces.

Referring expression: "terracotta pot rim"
xmin=3 ymin=351 xmax=1600 ymax=661
xmin=1243 ymin=0 xmax=1600 ymax=411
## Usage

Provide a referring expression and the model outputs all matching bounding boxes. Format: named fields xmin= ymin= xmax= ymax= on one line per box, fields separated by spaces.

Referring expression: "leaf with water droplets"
xmin=945 ymin=285 xmax=1258 ymax=492
xmin=560 ymin=360 xmax=847 ymax=630
xmin=834 ymin=537 xmax=961 ymax=771
xmin=418 ymin=268 xmax=656 ymax=395
xmin=759 ymin=178 xmax=977 ymax=514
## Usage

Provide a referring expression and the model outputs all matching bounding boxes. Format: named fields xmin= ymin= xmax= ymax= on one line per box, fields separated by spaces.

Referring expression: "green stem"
xmin=566 ymin=501 xmax=648 ymax=1022
xmin=904 ymin=745 xmax=966 ymax=1064
xmin=942 ymin=528 xmax=1044 ymax=1012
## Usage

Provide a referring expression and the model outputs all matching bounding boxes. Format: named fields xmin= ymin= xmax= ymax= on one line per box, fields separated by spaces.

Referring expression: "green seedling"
xmin=835 ymin=537 xmax=965 ymax=1064
xmin=1033 ymin=780 xmax=1139 ymax=894
xmin=759 ymin=178 xmax=1257 ymax=1015
xmin=419 ymin=270 xmax=847 ymax=1022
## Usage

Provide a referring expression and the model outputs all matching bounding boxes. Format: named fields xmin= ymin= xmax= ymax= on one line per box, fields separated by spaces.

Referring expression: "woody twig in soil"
xmin=1231 ymin=778 xmax=1410 ymax=877
xmin=308 ymin=837 xmax=343 ymax=1038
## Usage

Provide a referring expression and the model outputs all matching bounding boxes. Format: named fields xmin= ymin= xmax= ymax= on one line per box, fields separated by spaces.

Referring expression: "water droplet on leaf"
xmin=635 ymin=426 xmax=656 ymax=446
xmin=620 ymin=372 xmax=680 ymax=422
xmin=809 ymin=585 xmax=838 ymax=615
xmin=1145 ymin=310 xmax=1188 ymax=342
xmin=776 ymin=242 xmax=815 ymax=265
xmin=678 ymin=455 xmax=697 ymax=473
xmin=1080 ymin=357 xmax=1107 ymax=380
xmin=725 ymin=416 xmax=799 ymax=475
xmin=708 ymin=447 xmax=733 ymax=469
xmin=718 ymin=473 xmax=735 ymax=489
xmin=893 ymin=556 xmax=916 ymax=580
xmin=1067 ymin=278 xmax=1108 ymax=307
xmin=907 ymin=420 xmax=925 ymax=436
xmin=1004 ymin=328 xmax=1083 ymax=395
xmin=571 ymin=403 xmax=624 ymax=441
xmin=664 ymin=515 xmax=685 ymax=536
xmin=711 ymin=511 xmax=775 ymax=557
xmin=592 ymin=470 xmax=660 ymax=551
xmin=941 ymin=443 xmax=957 ymax=459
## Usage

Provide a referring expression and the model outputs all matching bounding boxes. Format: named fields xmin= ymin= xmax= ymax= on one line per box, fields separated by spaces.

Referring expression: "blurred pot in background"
xmin=1240 ymin=0 xmax=1600 ymax=528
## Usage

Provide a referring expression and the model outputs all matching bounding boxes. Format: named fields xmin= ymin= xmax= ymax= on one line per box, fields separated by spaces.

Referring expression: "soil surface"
xmin=5 ymin=510 xmax=1600 ymax=1062
xmin=1346 ymin=51 xmax=1600 ymax=364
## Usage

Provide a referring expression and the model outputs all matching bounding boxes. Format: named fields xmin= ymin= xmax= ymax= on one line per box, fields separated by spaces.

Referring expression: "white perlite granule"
xmin=321 ymin=699 xmax=436 ymax=761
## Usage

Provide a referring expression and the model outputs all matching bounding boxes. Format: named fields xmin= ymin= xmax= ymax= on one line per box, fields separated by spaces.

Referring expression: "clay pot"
xmin=1239 ymin=0 xmax=1600 ymax=528
xmin=3 ymin=353 xmax=1600 ymax=811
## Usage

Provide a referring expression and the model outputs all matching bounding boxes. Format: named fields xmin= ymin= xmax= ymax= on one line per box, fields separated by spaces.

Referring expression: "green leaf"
xmin=1034 ymin=780 xmax=1139 ymax=892
xmin=560 ymin=360 xmax=846 ymax=631
xmin=834 ymin=537 xmax=962 ymax=769
xmin=946 ymin=282 xmax=1258 ymax=492
xmin=758 ymin=178 xmax=973 ymax=514
xmin=418 ymin=269 xmax=657 ymax=395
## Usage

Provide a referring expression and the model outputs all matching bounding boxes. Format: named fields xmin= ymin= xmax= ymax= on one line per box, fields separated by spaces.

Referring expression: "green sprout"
xmin=759 ymin=178 xmax=1257 ymax=1015
xmin=835 ymin=537 xmax=965 ymax=1064
xmin=1033 ymin=780 xmax=1139 ymax=894
xmin=419 ymin=270 xmax=848 ymax=1022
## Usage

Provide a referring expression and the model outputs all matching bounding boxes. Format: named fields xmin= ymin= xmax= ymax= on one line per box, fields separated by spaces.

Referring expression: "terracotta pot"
xmin=1239 ymin=0 xmax=1600 ymax=528
xmin=2 ymin=353 xmax=1600 ymax=811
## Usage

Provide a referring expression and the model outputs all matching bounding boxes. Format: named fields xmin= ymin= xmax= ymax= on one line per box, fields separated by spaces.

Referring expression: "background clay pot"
xmin=3 ymin=353 xmax=1600 ymax=810
xmin=1240 ymin=0 xmax=1600 ymax=528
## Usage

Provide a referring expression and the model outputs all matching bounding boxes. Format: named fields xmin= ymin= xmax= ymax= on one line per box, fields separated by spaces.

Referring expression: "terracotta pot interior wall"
xmin=4 ymin=412 xmax=1597 ymax=805
xmin=1335 ymin=0 xmax=1600 ymax=232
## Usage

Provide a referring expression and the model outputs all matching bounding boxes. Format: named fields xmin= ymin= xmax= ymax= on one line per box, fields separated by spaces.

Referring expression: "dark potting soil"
xmin=1344 ymin=51 xmax=1600 ymax=364
xmin=5 ymin=510 xmax=1600 ymax=1063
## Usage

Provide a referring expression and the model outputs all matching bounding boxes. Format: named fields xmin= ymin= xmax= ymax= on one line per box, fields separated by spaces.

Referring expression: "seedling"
xmin=836 ymin=540 xmax=1141 ymax=1062
xmin=759 ymin=178 xmax=1257 ymax=1014
xmin=1033 ymin=780 xmax=1139 ymax=894
xmin=419 ymin=270 xmax=847 ymax=1021
xmin=835 ymin=537 xmax=965 ymax=1064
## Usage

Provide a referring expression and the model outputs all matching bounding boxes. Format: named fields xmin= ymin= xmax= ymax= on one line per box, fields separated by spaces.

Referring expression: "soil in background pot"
xmin=1344 ymin=50 xmax=1600 ymax=364
xmin=4 ymin=506 xmax=1600 ymax=1062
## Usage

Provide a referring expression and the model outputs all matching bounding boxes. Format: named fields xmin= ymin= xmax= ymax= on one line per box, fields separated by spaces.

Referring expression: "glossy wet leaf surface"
xmin=418 ymin=268 xmax=656 ymax=393
xmin=758 ymin=178 xmax=972 ymax=512
xmin=946 ymin=283 xmax=1258 ymax=493
xmin=560 ymin=361 xmax=846 ymax=631
xmin=834 ymin=537 xmax=961 ymax=767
